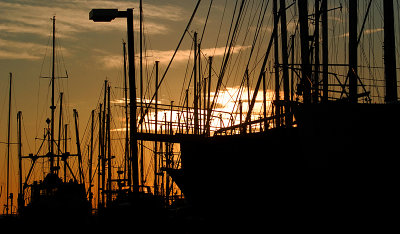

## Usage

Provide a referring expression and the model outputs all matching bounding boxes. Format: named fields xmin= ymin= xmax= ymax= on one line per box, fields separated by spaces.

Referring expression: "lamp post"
xmin=89 ymin=8 xmax=139 ymax=192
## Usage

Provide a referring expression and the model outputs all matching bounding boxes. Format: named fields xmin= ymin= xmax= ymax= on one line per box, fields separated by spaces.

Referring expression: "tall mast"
xmin=321 ymin=0 xmax=328 ymax=102
xmin=154 ymin=60 xmax=159 ymax=195
xmin=279 ymin=0 xmax=291 ymax=126
xmin=384 ymin=0 xmax=398 ymax=103
xmin=348 ymin=0 xmax=358 ymax=103
xmin=127 ymin=8 xmax=139 ymax=193
xmin=6 ymin=72 xmax=12 ymax=215
xmin=57 ymin=92 xmax=63 ymax=175
xmin=139 ymin=0 xmax=144 ymax=188
xmin=73 ymin=109 xmax=84 ymax=185
xmin=98 ymin=105 xmax=103 ymax=207
xmin=273 ymin=0 xmax=280 ymax=126
xmin=50 ymin=15 xmax=56 ymax=173
xmin=64 ymin=124 xmax=68 ymax=182
xmin=206 ymin=56 xmax=212 ymax=136
xmin=101 ymin=80 xmax=107 ymax=204
xmin=106 ymin=85 xmax=112 ymax=204
xmin=298 ymin=0 xmax=311 ymax=103
xmin=122 ymin=41 xmax=130 ymax=188
xmin=89 ymin=109 xmax=94 ymax=207
xmin=193 ymin=32 xmax=199 ymax=134
xmin=313 ymin=0 xmax=320 ymax=103
xmin=17 ymin=111 xmax=23 ymax=213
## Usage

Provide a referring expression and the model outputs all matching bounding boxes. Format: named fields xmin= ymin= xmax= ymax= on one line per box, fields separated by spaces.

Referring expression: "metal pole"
xmin=273 ymin=0 xmax=280 ymax=127
xmin=6 ymin=73 xmax=12 ymax=215
xmin=262 ymin=72 xmax=267 ymax=130
xmin=98 ymin=107 xmax=102 ymax=208
xmin=154 ymin=61 xmax=159 ymax=195
xmin=122 ymin=41 xmax=130 ymax=188
xmin=102 ymin=81 xmax=107 ymax=201
xmin=139 ymin=0 xmax=145 ymax=189
xmin=349 ymin=0 xmax=358 ymax=103
xmin=127 ymin=8 xmax=139 ymax=193
xmin=313 ymin=0 xmax=320 ymax=103
xmin=89 ymin=110 xmax=94 ymax=207
xmin=206 ymin=57 xmax=212 ymax=136
xmin=73 ymin=109 xmax=84 ymax=185
xmin=186 ymin=89 xmax=189 ymax=133
xmin=64 ymin=124 xmax=68 ymax=183
xmin=17 ymin=111 xmax=23 ymax=213
xmin=280 ymin=0 xmax=291 ymax=126
xmin=57 ymin=93 xmax=63 ymax=175
xmin=194 ymin=32 xmax=199 ymax=134
xmin=384 ymin=0 xmax=398 ymax=102
xmin=50 ymin=16 xmax=56 ymax=173
xmin=321 ymin=0 xmax=329 ymax=102
xmin=298 ymin=0 xmax=312 ymax=103
xmin=106 ymin=85 xmax=112 ymax=203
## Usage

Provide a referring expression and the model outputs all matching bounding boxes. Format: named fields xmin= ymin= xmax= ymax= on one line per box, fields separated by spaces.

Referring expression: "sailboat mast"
xmin=139 ymin=0 xmax=145 ymax=188
xmin=279 ymin=0 xmax=291 ymax=126
xmin=348 ymin=0 xmax=358 ymax=103
xmin=384 ymin=0 xmax=398 ymax=103
xmin=194 ymin=32 xmax=199 ymax=134
xmin=313 ymin=0 xmax=320 ymax=103
xmin=321 ymin=0 xmax=328 ymax=102
xmin=89 ymin=109 xmax=94 ymax=207
xmin=17 ymin=111 xmax=23 ymax=213
xmin=127 ymin=8 xmax=139 ymax=193
xmin=6 ymin=72 xmax=12 ymax=215
xmin=57 ymin=92 xmax=63 ymax=175
xmin=122 ymin=41 xmax=130 ymax=188
xmin=154 ymin=60 xmax=159 ymax=195
xmin=298 ymin=0 xmax=311 ymax=104
xmin=50 ymin=16 xmax=56 ymax=173
xmin=273 ymin=0 xmax=280 ymax=127
xmin=106 ymin=85 xmax=112 ymax=204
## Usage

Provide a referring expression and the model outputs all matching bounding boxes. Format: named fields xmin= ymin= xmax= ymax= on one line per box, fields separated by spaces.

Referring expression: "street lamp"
xmin=89 ymin=8 xmax=139 ymax=193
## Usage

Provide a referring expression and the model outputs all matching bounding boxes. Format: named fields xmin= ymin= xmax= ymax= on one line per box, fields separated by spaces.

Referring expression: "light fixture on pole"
xmin=89 ymin=8 xmax=139 ymax=193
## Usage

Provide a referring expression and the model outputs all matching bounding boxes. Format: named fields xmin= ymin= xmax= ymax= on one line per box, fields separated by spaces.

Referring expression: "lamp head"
xmin=89 ymin=9 xmax=118 ymax=22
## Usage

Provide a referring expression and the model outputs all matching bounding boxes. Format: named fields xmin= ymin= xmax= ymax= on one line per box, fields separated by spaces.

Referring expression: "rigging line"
xmin=36 ymin=27 xmax=52 ymax=143
xmin=179 ymin=43 xmax=194 ymax=106
xmin=233 ymin=0 xmax=269 ymax=117
xmin=139 ymin=0 xmax=202 ymax=126
xmin=207 ymin=0 xmax=246 ymax=129
xmin=213 ymin=0 xmax=228 ymax=56
xmin=217 ymin=0 xmax=247 ymax=91
xmin=224 ymin=0 xmax=252 ymax=87
xmin=199 ymin=0 xmax=214 ymax=44
xmin=144 ymin=63 xmax=155 ymax=103
xmin=219 ymin=0 xmax=240 ymax=67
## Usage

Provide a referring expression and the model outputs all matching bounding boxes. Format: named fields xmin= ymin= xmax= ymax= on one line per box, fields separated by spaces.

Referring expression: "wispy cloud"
xmin=338 ymin=28 xmax=383 ymax=38
xmin=147 ymin=45 xmax=252 ymax=64
xmin=0 ymin=0 xmax=184 ymax=38
xmin=0 ymin=0 xmax=185 ymax=59
xmin=0 ymin=38 xmax=47 ymax=60
xmin=97 ymin=45 xmax=252 ymax=69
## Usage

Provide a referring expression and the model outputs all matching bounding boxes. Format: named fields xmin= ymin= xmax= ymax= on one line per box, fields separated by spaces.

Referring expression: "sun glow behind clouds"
xmin=111 ymin=86 xmax=275 ymax=134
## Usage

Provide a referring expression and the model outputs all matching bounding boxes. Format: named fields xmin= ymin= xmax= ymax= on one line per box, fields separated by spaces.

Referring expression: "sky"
xmin=0 ymin=0 xmax=254 ymax=211
xmin=0 ymin=0 xmax=398 ymax=212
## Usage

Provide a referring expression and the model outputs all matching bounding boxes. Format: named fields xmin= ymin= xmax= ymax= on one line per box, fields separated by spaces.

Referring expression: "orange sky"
xmin=1 ymin=0 xmax=398 ymax=212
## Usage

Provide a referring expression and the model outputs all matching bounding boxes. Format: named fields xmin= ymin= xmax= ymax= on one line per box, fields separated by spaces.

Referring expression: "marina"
xmin=0 ymin=0 xmax=399 ymax=232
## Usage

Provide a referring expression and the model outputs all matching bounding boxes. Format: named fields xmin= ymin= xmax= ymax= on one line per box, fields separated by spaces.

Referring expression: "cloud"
xmin=0 ymin=0 xmax=184 ymax=38
xmin=96 ymin=44 xmax=252 ymax=69
xmin=99 ymin=55 xmax=123 ymax=69
xmin=0 ymin=0 xmax=186 ymax=60
xmin=147 ymin=45 xmax=252 ymax=64
xmin=338 ymin=28 xmax=383 ymax=38
xmin=0 ymin=38 xmax=47 ymax=60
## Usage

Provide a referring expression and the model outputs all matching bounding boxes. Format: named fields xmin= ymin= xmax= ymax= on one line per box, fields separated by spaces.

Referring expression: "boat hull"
xmin=174 ymin=103 xmax=399 ymax=229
